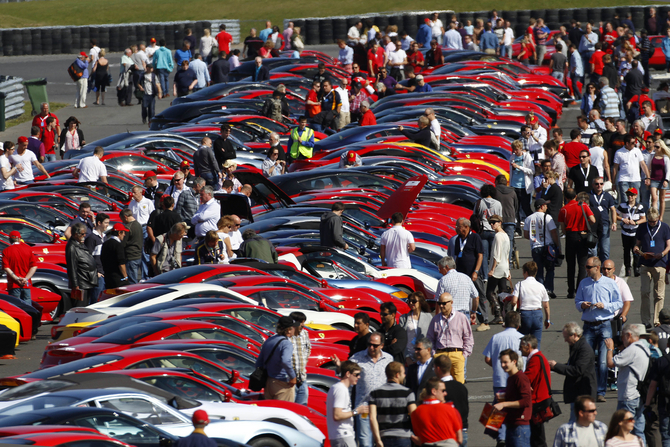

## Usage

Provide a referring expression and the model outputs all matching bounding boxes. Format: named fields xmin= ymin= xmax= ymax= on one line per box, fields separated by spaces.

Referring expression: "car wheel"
xmin=262 ymin=418 xmax=296 ymax=430
xmin=331 ymin=323 xmax=354 ymax=331
xmin=35 ymin=283 xmax=64 ymax=322
xmin=247 ymin=436 xmax=286 ymax=447
xmin=394 ymin=285 xmax=414 ymax=296
xmin=368 ymin=320 xmax=381 ymax=332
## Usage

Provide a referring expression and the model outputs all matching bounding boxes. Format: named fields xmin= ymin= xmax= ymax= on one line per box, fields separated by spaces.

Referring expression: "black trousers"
xmin=622 ymin=234 xmax=639 ymax=270
xmin=566 ymin=231 xmax=590 ymax=295
xmin=531 ymin=421 xmax=546 ymax=447
xmin=514 ymin=187 xmax=532 ymax=231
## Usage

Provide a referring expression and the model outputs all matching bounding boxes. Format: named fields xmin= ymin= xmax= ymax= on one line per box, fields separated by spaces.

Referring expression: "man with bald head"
xmin=228 ymin=214 xmax=243 ymax=250
xmin=603 ymin=259 xmax=634 ymax=349
xmin=426 ymin=292 xmax=474 ymax=383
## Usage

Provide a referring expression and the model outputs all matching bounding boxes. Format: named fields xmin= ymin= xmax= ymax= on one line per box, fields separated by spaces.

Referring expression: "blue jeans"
xmin=8 ymin=287 xmax=31 ymax=305
xmin=531 ymin=246 xmax=555 ymax=292
xmin=45 ymin=154 xmax=56 ymax=162
xmin=294 ymin=381 xmax=308 ymax=405
xmin=583 ymin=321 xmax=612 ymax=397
xmin=92 ymin=274 xmax=105 ymax=303
xmin=588 ymin=224 xmax=611 ymax=262
xmin=569 ymin=403 xmax=576 ymax=423
xmin=519 ymin=309 xmax=544 ymax=349
xmin=503 ymin=223 xmax=515 ymax=263
xmin=480 ymin=230 xmax=496 ymax=281
xmin=126 ymin=259 xmax=141 ymax=285
xmin=618 ymin=398 xmax=646 ymax=445
xmin=571 ymin=72 xmax=583 ymax=100
xmin=494 ymin=386 xmax=507 ymax=441
xmin=355 ymin=414 xmax=372 ymax=447
xmin=141 ymin=95 xmax=156 ymax=122
xmin=506 ymin=424 xmax=530 ymax=447
xmin=660 ymin=404 xmax=670 ymax=447
xmin=380 ymin=437 xmax=411 ymax=447
xmin=200 ymin=172 xmax=220 ymax=190
xmin=157 ymin=69 xmax=170 ymax=96
xmin=618 ymin=181 xmax=641 ymax=205
xmin=461 ymin=429 xmax=468 ymax=447
xmin=141 ymin=226 xmax=150 ymax=280
xmin=552 ymin=71 xmax=565 ymax=83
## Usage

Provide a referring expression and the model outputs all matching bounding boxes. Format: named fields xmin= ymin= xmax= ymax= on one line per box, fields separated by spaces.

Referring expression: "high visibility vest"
xmin=290 ymin=127 xmax=314 ymax=159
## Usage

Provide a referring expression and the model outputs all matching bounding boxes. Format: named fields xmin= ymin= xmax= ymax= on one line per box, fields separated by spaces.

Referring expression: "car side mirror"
xmin=228 ymin=369 xmax=240 ymax=384
xmin=222 ymin=389 xmax=232 ymax=402
xmin=159 ymin=438 xmax=173 ymax=447
xmin=358 ymin=247 xmax=366 ymax=256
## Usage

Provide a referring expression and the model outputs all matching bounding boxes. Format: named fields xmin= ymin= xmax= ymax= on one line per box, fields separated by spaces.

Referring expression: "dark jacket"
xmin=101 ymin=237 xmax=127 ymax=289
xmin=65 ymin=239 xmax=98 ymax=290
xmin=380 ymin=323 xmax=407 ymax=364
xmin=400 ymin=126 xmax=432 ymax=148
xmin=267 ymin=143 xmax=287 ymax=162
xmin=153 ymin=209 xmax=182 ymax=237
xmin=59 ymin=128 xmax=85 ymax=150
xmin=251 ymin=65 xmax=269 ymax=82
xmin=552 ymin=336 xmax=597 ymax=403
xmin=542 ymin=183 xmax=563 ymax=223
xmin=405 ymin=357 xmax=436 ymax=400
xmin=624 ymin=69 xmax=644 ymax=102
xmin=194 ymin=145 xmax=221 ymax=177
xmin=240 ymin=235 xmax=278 ymax=263
xmin=320 ymin=211 xmax=346 ymax=249
xmin=213 ymin=136 xmax=237 ymax=168
xmin=495 ymin=184 xmax=519 ymax=224
xmin=444 ymin=379 xmax=469 ymax=429
xmin=349 ymin=332 xmax=371 ymax=357
xmin=211 ymin=58 xmax=230 ymax=85
xmin=123 ymin=220 xmax=143 ymax=261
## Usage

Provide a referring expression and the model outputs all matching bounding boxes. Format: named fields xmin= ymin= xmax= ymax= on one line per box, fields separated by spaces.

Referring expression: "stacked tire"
xmin=319 ymin=18 xmax=333 ymax=44
xmin=305 ymin=19 xmax=319 ymax=45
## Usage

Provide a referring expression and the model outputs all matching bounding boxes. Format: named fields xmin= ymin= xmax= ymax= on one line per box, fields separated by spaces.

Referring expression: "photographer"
xmin=262 ymin=147 xmax=286 ymax=177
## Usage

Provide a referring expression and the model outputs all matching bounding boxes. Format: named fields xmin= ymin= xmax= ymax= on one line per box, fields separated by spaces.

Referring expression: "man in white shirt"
xmin=189 ymin=53 xmax=211 ymax=90
xmin=9 ymin=136 xmax=50 ymax=184
xmin=444 ymin=22 xmax=463 ymax=50
xmin=430 ymin=13 xmax=445 ymax=44
xmin=424 ymin=108 xmax=440 ymax=141
xmin=524 ymin=198 xmax=561 ymax=298
xmin=191 ymin=186 xmax=221 ymax=239
xmin=525 ymin=114 xmax=548 ymax=160
xmin=603 ymin=259 xmax=634 ymax=323
xmin=347 ymin=21 xmax=362 ymax=46
xmin=380 ymin=212 xmax=415 ymax=269
xmin=89 ymin=40 xmax=101 ymax=67
xmin=335 ymin=79 xmax=351 ymax=130
xmin=228 ymin=214 xmax=244 ymax=250
xmin=613 ymin=134 xmax=651 ymax=205
xmin=327 ymin=360 xmax=369 ymax=447
xmin=129 ymin=185 xmax=155 ymax=226
xmin=512 ymin=261 xmax=551 ymax=349
xmin=145 ymin=38 xmax=158 ymax=64
xmin=501 ymin=22 xmax=514 ymax=58
xmin=73 ymin=146 xmax=108 ymax=184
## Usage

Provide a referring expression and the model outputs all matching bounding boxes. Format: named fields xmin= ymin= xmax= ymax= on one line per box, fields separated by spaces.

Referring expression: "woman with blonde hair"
xmin=200 ymin=29 xmax=218 ymax=65
xmin=292 ymin=27 xmax=304 ymax=54
xmin=92 ymin=48 xmax=109 ymax=105
xmin=589 ymin=133 xmax=611 ymax=182
xmin=645 ymin=139 xmax=670 ymax=218
xmin=259 ymin=40 xmax=274 ymax=59
xmin=216 ymin=216 xmax=236 ymax=263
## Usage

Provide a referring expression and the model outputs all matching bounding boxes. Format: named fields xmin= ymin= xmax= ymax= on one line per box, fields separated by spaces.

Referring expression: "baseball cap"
xmin=415 ymin=74 xmax=424 ymax=81
xmin=143 ymin=171 xmax=157 ymax=180
xmin=150 ymin=38 xmax=157 ymax=43
xmin=655 ymin=128 xmax=663 ymax=135
xmin=659 ymin=308 xmax=670 ymax=324
xmin=277 ymin=316 xmax=300 ymax=330
xmin=17 ymin=136 xmax=28 ymax=144
xmin=626 ymin=187 xmax=638 ymax=195
xmin=180 ymin=160 xmax=190 ymax=168
xmin=80 ymin=51 xmax=88 ymax=57
xmin=191 ymin=409 xmax=209 ymax=425
xmin=488 ymin=214 xmax=502 ymax=224
xmin=424 ymin=18 xmax=431 ymax=23
xmin=347 ymin=151 xmax=357 ymax=161
xmin=534 ymin=198 xmax=547 ymax=209
xmin=113 ymin=223 xmax=129 ymax=232
xmin=8 ymin=231 xmax=21 ymax=239
xmin=642 ymin=86 xmax=650 ymax=93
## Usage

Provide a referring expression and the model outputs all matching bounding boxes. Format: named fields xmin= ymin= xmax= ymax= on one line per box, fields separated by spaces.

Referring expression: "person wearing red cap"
xmin=174 ymin=409 xmax=216 ymax=447
xmin=73 ymin=52 xmax=89 ymax=108
xmin=101 ymin=223 xmax=130 ymax=289
xmin=146 ymin=38 xmax=158 ymax=65
xmin=616 ymin=187 xmax=645 ymax=277
xmin=416 ymin=18 xmax=433 ymax=48
xmin=1 ymin=231 xmax=37 ymax=305
xmin=339 ymin=151 xmax=362 ymax=169
xmin=9 ymin=136 xmax=50 ymax=185
xmin=143 ymin=171 xmax=160 ymax=202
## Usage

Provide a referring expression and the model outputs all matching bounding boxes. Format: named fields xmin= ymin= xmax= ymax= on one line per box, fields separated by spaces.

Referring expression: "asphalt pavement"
xmin=0 ymin=48 xmax=663 ymax=446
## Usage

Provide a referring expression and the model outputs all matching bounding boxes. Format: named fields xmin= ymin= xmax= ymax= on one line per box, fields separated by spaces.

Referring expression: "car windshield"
xmin=93 ymin=322 xmax=173 ymax=345
xmin=84 ymin=316 xmax=162 ymax=338
xmin=0 ymin=380 xmax=72 ymax=401
xmin=221 ymin=308 xmax=280 ymax=332
xmin=150 ymin=266 xmax=216 ymax=284
xmin=0 ymin=396 xmax=81 ymax=416
xmin=108 ymin=288 xmax=177 ymax=308
xmin=22 ymin=355 xmax=123 ymax=379
xmin=265 ymin=268 xmax=322 ymax=288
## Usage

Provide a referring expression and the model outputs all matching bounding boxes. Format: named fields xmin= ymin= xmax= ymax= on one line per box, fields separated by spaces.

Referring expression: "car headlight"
xmin=392 ymin=291 xmax=408 ymax=300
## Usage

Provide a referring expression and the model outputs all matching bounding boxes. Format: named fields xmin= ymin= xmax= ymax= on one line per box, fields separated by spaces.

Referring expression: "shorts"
xmin=650 ymin=179 xmax=666 ymax=190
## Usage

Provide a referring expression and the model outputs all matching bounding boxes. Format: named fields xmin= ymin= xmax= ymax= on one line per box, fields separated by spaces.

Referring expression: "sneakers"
xmin=597 ymin=395 xmax=606 ymax=403
xmin=476 ymin=323 xmax=490 ymax=332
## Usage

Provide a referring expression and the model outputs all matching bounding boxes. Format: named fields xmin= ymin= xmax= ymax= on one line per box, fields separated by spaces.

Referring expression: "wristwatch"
xmin=352 ymin=410 xmax=358 ymax=416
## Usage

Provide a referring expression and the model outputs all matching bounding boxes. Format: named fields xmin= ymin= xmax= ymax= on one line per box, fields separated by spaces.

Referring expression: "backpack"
xmin=267 ymin=98 xmax=283 ymax=123
xmin=67 ymin=61 xmax=84 ymax=82
xmin=632 ymin=344 xmax=655 ymax=399
xmin=469 ymin=199 xmax=484 ymax=234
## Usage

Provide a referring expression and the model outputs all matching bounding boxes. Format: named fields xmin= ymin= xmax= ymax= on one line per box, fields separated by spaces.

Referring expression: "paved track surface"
xmin=0 ymin=47 xmax=662 ymax=446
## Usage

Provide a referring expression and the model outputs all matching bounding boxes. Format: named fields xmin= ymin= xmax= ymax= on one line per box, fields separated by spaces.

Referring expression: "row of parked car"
xmin=0 ymin=48 xmax=565 ymax=447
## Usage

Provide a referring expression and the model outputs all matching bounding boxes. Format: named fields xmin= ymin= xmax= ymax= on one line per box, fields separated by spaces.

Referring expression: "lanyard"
xmin=593 ymin=193 xmax=603 ymax=206
xmin=648 ymin=223 xmax=661 ymax=240
xmin=581 ymin=165 xmax=590 ymax=181
xmin=459 ymin=235 xmax=468 ymax=253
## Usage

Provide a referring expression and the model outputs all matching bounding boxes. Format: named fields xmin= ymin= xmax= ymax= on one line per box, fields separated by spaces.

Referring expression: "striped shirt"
xmin=599 ymin=86 xmax=621 ymax=119
xmin=616 ymin=202 xmax=645 ymax=237
xmin=369 ymin=382 xmax=415 ymax=437
xmin=434 ymin=269 xmax=478 ymax=313
xmin=291 ymin=329 xmax=311 ymax=382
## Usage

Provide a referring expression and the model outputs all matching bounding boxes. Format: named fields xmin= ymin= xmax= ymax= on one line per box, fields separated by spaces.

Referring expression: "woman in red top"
xmin=520 ymin=335 xmax=552 ymax=447
xmin=259 ymin=40 xmax=274 ymax=59
xmin=518 ymin=33 xmax=535 ymax=66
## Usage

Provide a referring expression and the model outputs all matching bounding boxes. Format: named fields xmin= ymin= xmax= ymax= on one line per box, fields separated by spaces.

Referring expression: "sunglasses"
xmin=594 ymin=182 xmax=604 ymax=185
xmin=353 ymin=372 xmax=361 ymax=377
xmin=368 ymin=343 xmax=381 ymax=348
xmin=408 ymin=300 xmax=418 ymax=304
xmin=380 ymin=313 xmax=391 ymax=317
xmin=603 ymin=267 xmax=614 ymax=271
xmin=624 ymin=417 xmax=635 ymax=422
xmin=585 ymin=265 xmax=597 ymax=269
xmin=414 ymin=347 xmax=425 ymax=351
xmin=583 ymin=409 xmax=597 ymax=413
xmin=438 ymin=301 xmax=453 ymax=306
xmin=580 ymin=155 xmax=589 ymax=158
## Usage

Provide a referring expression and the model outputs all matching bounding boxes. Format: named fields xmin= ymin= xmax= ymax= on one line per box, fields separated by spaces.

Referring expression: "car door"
xmin=128 ymin=356 xmax=231 ymax=382
xmin=95 ymin=396 xmax=183 ymax=426
xmin=67 ymin=413 xmax=163 ymax=447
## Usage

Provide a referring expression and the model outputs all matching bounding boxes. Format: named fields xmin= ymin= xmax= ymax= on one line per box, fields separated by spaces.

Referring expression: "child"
xmin=616 ymin=187 xmax=646 ymax=277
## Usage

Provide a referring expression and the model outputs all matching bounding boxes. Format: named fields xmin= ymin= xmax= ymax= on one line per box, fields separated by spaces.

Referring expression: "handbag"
xmin=580 ymin=204 xmax=598 ymax=249
xmin=540 ymin=213 xmax=564 ymax=267
xmin=470 ymin=199 xmax=484 ymax=234
xmin=67 ymin=61 xmax=84 ymax=82
xmin=248 ymin=336 xmax=286 ymax=392
xmin=531 ymin=355 xmax=562 ymax=424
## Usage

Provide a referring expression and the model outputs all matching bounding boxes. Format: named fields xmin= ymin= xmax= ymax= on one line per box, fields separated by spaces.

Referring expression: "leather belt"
xmin=584 ymin=319 xmax=611 ymax=326
xmin=436 ymin=348 xmax=463 ymax=353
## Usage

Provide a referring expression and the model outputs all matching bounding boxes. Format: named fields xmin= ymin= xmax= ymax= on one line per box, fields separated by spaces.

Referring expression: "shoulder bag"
xmin=541 ymin=213 xmax=564 ymax=267
xmin=470 ymin=199 xmax=484 ymax=234
xmin=249 ymin=336 xmax=286 ymax=392
xmin=531 ymin=355 xmax=562 ymax=424
xmin=580 ymin=204 xmax=598 ymax=249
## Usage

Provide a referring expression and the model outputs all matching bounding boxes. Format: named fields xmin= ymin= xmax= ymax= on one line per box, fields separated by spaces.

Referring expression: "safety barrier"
xmin=0 ymin=76 xmax=25 ymax=121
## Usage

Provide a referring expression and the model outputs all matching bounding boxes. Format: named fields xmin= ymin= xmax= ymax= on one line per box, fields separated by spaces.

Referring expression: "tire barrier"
xmin=0 ymin=19 xmax=240 ymax=57
xmin=284 ymin=5 xmax=670 ymax=45
xmin=0 ymin=76 xmax=26 ymax=121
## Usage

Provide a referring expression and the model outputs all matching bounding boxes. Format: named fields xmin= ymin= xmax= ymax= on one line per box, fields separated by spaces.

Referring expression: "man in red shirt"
xmin=359 ymin=102 xmax=376 ymax=126
xmin=367 ymin=42 xmax=386 ymax=77
xmin=560 ymin=129 xmax=589 ymax=169
xmin=520 ymin=334 xmax=552 ymax=447
xmin=589 ymin=43 xmax=606 ymax=84
xmin=406 ymin=41 xmax=424 ymax=74
xmin=305 ymin=81 xmax=321 ymax=118
xmin=558 ymin=189 xmax=596 ymax=298
xmin=626 ymin=86 xmax=655 ymax=118
xmin=410 ymin=376 xmax=463 ymax=446
xmin=493 ymin=349 xmax=532 ymax=447
xmin=1 ymin=231 xmax=37 ymax=305
xmin=215 ymin=24 xmax=233 ymax=56
xmin=31 ymin=103 xmax=60 ymax=144
xmin=39 ymin=116 xmax=58 ymax=162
